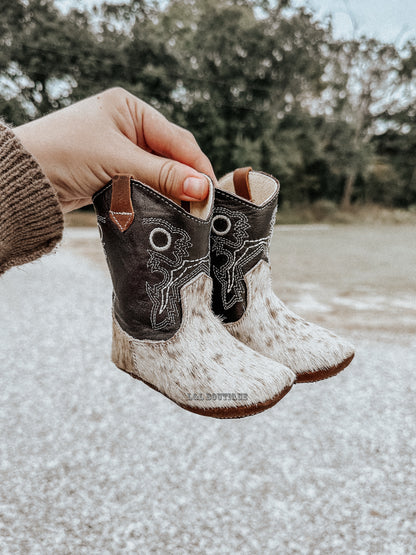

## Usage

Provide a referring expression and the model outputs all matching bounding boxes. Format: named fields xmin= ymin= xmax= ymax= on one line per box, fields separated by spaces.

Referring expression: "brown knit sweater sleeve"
xmin=0 ymin=122 xmax=63 ymax=275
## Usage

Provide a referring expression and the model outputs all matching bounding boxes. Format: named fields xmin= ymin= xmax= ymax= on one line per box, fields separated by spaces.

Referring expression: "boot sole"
xmin=295 ymin=353 xmax=355 ymax=383
xmin=114 ymin=362 xmax=292 ymax=419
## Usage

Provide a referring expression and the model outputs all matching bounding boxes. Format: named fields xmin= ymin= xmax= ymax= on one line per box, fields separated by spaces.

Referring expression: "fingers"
xmin=143 ymin=112 xmax=216 ymax=183
xmin=113 ymin=135 xmax=211 ymax=201
xmin=124 ymin=91 xmax=217 ymax=187
xmin=61 ymin=198 xmax=91 ymax=213
xmin=90 ymin=88 xmax=215 ymax=201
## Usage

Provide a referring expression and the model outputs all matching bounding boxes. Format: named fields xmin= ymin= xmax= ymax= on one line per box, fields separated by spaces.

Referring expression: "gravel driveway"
xmin=0 ymin=226 xmax=415 ymax=554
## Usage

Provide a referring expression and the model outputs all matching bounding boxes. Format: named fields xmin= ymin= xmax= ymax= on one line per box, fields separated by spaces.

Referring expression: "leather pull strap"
xmin=110 ymin=174 xmax=135 ymax=232
xmin=233 ymin=167 xmax=253 ymax=201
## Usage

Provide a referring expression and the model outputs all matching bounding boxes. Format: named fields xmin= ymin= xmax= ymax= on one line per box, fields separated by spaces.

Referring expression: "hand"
xmin=14 ymin=88 xmax=216 ymax=212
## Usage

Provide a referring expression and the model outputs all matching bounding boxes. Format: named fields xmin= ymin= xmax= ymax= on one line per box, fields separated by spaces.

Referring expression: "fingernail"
xmin=183 ymin=176 xmax=208 ymax=200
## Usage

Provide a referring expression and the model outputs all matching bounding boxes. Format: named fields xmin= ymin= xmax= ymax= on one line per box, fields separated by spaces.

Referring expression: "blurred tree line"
xmin=1 ymin=0 xmax=415 ymax=208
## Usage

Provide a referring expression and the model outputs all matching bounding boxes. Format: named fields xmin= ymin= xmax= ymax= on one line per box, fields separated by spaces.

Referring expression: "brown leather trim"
xmin=109 ymin=173 xmax=134 ymax=232
xmin=233 ymin=167 xmax=253 ymax=201
xmin=114 ymin=361 xmax=292 ymax=419
xmin=296 ymin=353 xmax=355 ymax=383
xmin=178 ymin=384 xmax=292 ymax=419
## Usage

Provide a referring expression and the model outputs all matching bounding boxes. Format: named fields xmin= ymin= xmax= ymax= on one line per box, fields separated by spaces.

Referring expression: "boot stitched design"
xmin=93 ymin=173 xmax=295 ymax=418
xmin=143 ymin=217 xmax=209 ymax=330
xmin=210 ymin=168 xmax=355 ymax=382
xmin=211 ymin=205 xmax=276 ymax=312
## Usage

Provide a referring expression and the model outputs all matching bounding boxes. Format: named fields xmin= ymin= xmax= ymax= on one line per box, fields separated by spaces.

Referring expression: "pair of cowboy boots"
xmin=92 ymin=169 xmax=354 ymax=419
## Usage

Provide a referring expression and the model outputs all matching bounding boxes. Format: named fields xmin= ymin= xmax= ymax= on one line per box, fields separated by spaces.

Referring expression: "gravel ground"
xmin=0 ymin=227 xmax=415 ymax=554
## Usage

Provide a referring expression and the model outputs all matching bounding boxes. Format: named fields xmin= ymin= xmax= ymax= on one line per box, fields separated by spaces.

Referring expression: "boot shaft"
xmin=93 ymin=176 xmax=213 ymax=340
xmin=211 ymin=169 xmax=279 ymax=322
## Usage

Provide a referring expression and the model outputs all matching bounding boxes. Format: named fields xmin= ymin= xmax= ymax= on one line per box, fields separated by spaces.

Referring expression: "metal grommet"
xmin=212 ymin=214 xmax=231 ymax=236
xmin=149 ymin=227 xmax=171 ymax=251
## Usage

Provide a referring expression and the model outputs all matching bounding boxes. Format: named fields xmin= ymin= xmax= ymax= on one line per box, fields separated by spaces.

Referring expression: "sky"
xmin=293 ymin=0 xmax=416 ymax=46
xmin=56 ymin=0 xmax=416 ymax=46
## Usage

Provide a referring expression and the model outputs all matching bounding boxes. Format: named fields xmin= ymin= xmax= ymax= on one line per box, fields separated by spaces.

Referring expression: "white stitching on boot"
xmin=144 ymin=217 xmax=209 ymax=330
xmin=211 ymin=206 xmax=270 ymax=310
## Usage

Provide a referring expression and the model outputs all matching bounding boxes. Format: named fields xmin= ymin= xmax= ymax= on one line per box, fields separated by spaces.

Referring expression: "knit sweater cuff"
xmin=0 ymin=122 xmax=64 ymax=275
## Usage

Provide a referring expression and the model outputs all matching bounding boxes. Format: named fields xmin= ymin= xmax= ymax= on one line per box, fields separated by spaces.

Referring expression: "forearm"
xmin=0 ymin=122 xmax=63 ymax=275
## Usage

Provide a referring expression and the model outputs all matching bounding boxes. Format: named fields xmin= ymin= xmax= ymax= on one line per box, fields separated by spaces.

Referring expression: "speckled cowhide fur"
xmin=112 ymin=272 xmax=294 ymax=417
xmin=93 ymin=175 xmax=295 ymax=418
xmin=211 ymin=169 xmax=355 ymax=381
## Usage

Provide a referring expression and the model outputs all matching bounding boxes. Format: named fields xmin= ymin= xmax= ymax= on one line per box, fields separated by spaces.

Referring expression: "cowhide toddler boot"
xmin=92 ymin=174 xmax=295 ymax=418
xmin=210 ymin=167 xmax=355 ymax=382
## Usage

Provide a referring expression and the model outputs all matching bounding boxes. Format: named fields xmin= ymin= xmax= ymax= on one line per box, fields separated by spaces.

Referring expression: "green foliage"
xmin=0 ymin=0 xmax=415 ymax=207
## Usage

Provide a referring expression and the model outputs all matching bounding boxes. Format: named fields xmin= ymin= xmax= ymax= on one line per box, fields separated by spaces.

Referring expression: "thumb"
xmin=118 ymin=140 xmax=210 ymax=202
